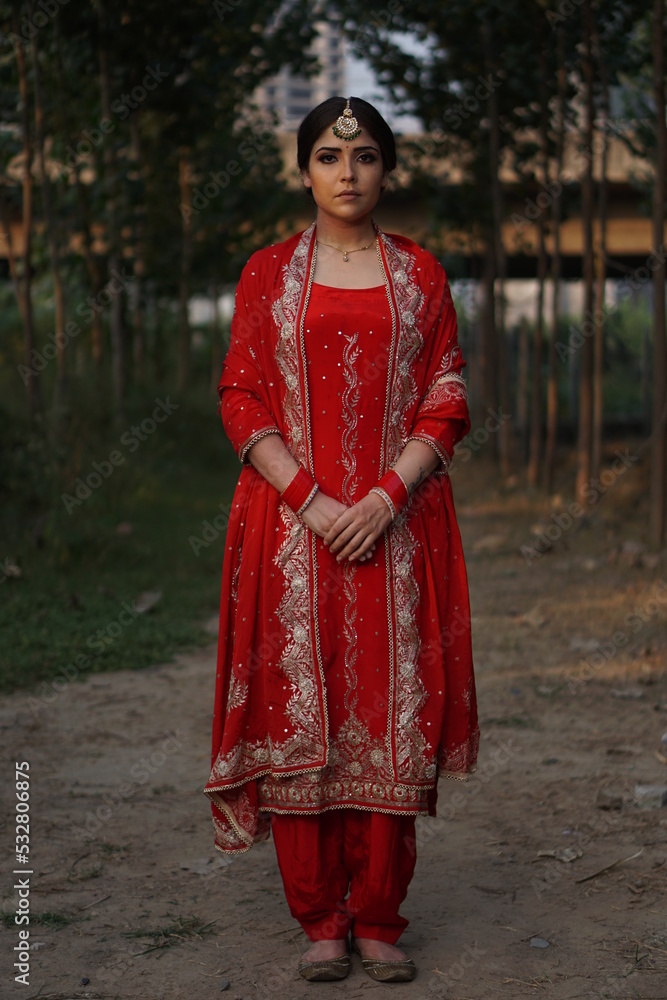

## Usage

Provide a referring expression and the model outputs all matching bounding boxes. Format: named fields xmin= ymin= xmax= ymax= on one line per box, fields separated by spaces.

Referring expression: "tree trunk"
xmin=544 ymin=24 xmax=566 ymax=492
xmin=13 ymin=6 xmax=41 ymax=420
xmin=53 ymin=16 xmax=104 ymax=371
xmin=576 ymin=0 xmax=596 ymax=504
xmin=210 ymin=278 xmax=222 ymax=396
xmin=528 ymin=29 xmax=549 ymax=489
xmin=591 ymin=10 xmax=609 ymax=480
xmin=130 ymin=115 xmax=147 ymax=382
xmin=516 ymin=317 xmax=529 ymax=461
xmin=28 ymin=0 xmax=68 ymax=409
xmin=178 ymin=149 xmax=193 ymax=392
xmin=97 ymin=0 xmax=125 ymax=412
xmin=479 ymin=242 xmax=498 ymax=434
xmin=650 ymin=0 xmax=667 ymax=544
xmin=75 ymin=174 xmax=105 ymax=369
xmin=486 ymin=32 xmax=511 ymax=477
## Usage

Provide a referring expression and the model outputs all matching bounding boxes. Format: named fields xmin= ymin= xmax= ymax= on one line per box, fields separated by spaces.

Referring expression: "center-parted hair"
xmin=297 ymin=96 xmax=397 ymax=173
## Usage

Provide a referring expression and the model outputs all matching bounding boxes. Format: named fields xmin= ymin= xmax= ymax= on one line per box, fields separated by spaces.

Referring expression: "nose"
xmin=340 ymin=155 xmax=357 ymax=182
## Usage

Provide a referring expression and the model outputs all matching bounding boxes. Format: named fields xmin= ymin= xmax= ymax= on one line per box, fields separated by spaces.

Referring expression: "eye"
xmin=318 ymin=153 xmax=337 ymax=163
xmin=358 ymin=153 xmax=378 ymax=163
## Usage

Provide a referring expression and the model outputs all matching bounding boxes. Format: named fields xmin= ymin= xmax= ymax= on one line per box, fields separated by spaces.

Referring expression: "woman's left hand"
xmin=323 ymin=491 xmax=393 ymax=562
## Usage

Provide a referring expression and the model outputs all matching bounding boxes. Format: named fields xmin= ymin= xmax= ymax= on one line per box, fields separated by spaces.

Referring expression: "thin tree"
xmin=576 ymin=0 xmax=596 ymax=504
xmin=28 ymin=0 xmax=68 ymax=408
xmin=528 ymin=7 xmax=550 ymax=488
xmin=177 ymin=148 xmax=193 ymax=393
xmin=650 ymin=0 xmax=667 ymax=543
xmin=544 ymin=22 xmax=567 ymax=492
xmin=13 ymin=6 xmax=41 ymax=420
xmin=591 ymin=10 xmax=609 ymax=480
xmin=96 ymin=0 xmax=125 ymax=412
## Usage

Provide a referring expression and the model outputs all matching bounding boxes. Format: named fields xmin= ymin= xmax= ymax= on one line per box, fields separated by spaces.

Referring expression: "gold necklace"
xmin=316 ymin=233 xmax=377 ymax=262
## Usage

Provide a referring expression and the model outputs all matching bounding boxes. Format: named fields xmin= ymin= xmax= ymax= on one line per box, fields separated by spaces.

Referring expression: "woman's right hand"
xmin=299 ymin=491 xmax=347 ymax=538
xmin=300 ymin=492 xmax=377 ymax=563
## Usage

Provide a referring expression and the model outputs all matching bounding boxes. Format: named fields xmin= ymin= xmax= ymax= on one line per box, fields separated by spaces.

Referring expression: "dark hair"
xmin=297 ymin=96 xmax=397 ymax=173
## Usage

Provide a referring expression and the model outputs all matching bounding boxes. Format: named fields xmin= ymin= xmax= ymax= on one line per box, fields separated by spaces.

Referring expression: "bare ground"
xmin=2 ymin=455 xmax=667 ymax=1000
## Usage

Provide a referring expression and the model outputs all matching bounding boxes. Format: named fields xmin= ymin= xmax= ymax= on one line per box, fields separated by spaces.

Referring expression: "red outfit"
xmin=204 ymin=224 xmax=479 ymax=858
xmin=271 ymin=810 xmax=417 ymax=942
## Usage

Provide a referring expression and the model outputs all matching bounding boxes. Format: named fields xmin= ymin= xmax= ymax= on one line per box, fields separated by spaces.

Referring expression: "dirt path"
xmin=2 ymin=460 xmax=667 ymax=1000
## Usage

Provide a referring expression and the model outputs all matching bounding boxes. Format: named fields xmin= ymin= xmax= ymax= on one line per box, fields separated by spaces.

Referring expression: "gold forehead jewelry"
xmin=332 ymin=98 xmax=362 ymax=140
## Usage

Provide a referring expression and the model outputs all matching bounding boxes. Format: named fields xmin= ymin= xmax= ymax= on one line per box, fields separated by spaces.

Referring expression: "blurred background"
xmin=1 ymin=0 xmax=665 ymax=694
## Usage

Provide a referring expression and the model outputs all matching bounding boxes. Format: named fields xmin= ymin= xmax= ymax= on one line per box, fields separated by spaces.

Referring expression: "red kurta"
xmin=204 ymin=224 xmax=479 ymax=854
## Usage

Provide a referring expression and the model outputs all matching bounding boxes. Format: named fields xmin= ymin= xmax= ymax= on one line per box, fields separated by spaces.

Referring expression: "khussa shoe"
xmin=297 ymin=954 xmax=351 ymax=982
xmin=352 ymin=938 xmax=416 ymax=982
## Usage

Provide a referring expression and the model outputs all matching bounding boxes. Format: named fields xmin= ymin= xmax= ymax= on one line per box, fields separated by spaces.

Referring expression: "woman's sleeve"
xmin=217 ymin=263 xmax=282 ymax=464
xmin=406 ymin=271 xmax=470 ymax=469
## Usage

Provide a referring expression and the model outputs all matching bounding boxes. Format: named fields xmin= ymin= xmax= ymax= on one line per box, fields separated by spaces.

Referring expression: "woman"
xmin=204 ymin=96 xmax=479 ymax=983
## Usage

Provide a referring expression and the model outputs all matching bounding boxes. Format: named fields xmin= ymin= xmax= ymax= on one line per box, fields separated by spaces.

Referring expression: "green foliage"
xmin=0 ymin=381 xmax=241 ymax=694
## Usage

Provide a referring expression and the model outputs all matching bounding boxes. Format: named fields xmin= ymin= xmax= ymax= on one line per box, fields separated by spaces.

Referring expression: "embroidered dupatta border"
xmin=374 ymin=233 xmax=437 ymax=784
xmin=205 ymin=224 xmax=329 ymax=799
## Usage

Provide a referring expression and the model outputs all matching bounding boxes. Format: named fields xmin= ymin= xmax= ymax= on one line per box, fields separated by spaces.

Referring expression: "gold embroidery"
xmin=274 ymin=502 xmax=325 ymax=752
xmin=239 ymin=426 xmax=281 ymax=463
xmin=340 ymin=333 xmax=361 ymax=716
xmin=390 ymin=516 xmax=431 ymax=781
xmin=258 ymin=713 xmax=434 ymax=812
xmin=405 ymin=434 xmax=451 ymax=468
xmin=379 ymin=236 xmax=426 ymax=469
xmin=226 ymin=672 xmax=249 ymax=713
xmin=438 ymin=727 xmax=480 ymax=775
xmin=419 ymin=372 xmax=468 ymax=414
xmin=375 ymin=235 xmax=432 ymax=783
xmin=209 ymin=228 xmax=328 ymax=788
xmin=272 ymin=225 xmax=314 ymax=464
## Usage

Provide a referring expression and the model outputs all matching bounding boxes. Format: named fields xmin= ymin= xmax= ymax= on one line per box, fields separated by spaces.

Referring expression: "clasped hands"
xmin=300 ymin=489 xmax=392 ymax=563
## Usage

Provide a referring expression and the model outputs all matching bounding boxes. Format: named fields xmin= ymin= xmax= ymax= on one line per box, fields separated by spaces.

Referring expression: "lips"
xmin=337 ymin=190 xmax=360 ymax=197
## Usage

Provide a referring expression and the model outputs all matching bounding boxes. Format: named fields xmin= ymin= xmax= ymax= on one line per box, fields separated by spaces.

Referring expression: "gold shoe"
xmin=297 ymin=954 xmax=351 ymax=982
xmin=352 ymin=939 xmax=416 ymax=982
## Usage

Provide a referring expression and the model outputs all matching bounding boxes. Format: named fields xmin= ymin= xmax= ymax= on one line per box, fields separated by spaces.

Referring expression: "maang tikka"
xmin=332 ymin=98 xmax=362 ymax=140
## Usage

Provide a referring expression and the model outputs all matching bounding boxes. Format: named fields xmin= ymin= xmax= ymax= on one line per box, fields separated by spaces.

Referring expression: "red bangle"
xmin=280 ymin=466 xmax=319 ymax=516
xmin=369 ymin=469 xmax=410 ymax=520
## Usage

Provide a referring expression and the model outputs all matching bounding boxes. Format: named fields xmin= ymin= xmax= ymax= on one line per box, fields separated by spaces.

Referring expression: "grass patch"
xmin=483 ymin=714 xmax=535 ymax=727
xmin=125 ymin=914 xmax=218 ymax=955
xmin=0 ymin=383 xmax=240 ymax=694
xmin=1 ymin=910 xmax=72 ymax=929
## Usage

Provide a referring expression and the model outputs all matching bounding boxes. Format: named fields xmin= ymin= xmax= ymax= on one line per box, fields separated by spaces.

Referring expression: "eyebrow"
xmin=314 ymin=144 xmax=380 ymax=154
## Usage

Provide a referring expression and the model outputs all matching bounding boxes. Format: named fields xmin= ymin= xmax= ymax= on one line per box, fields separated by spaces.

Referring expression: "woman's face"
xmin=301 ymin=123 xmax=388 ymax=224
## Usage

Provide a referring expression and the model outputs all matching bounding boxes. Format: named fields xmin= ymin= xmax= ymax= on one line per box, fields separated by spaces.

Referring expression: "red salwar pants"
xmin=271 ymin=810 xmax=417 ymax=943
